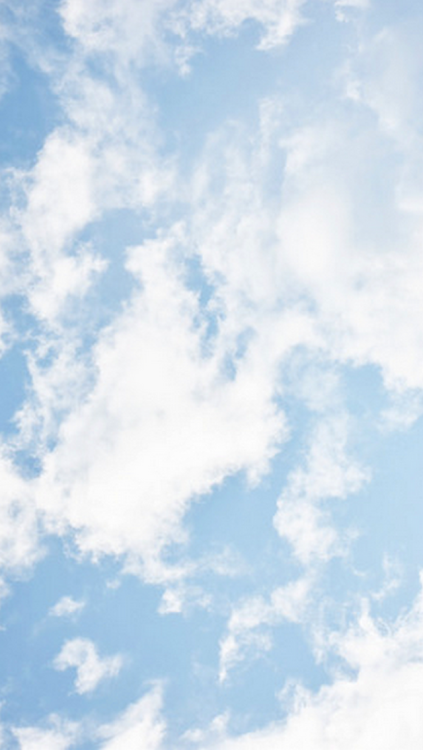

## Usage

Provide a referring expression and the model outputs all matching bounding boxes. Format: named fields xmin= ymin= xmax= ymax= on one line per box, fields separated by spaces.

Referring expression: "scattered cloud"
xmin=274 ymin=414 xmax=368 ymax=566
xmin=175 ymin=0 xmax=307 ymax=50
xmin=205 ymin=576 xmax=423 ymax=749
xmin=0 ymin=447 xmax=42 ymax=593
xmin=1 ymin=1 xmax=423 ymax=746
xmin=49 ymin=596 xmax=85 ymax=618
xmin=219 ymin=577 xmax=311 ymax=681
xmin=53 ymin=638 xmax=122 ymax=694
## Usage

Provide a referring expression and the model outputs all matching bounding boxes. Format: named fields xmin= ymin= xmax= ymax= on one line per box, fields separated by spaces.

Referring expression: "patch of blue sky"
xmin=76 ymin=210 xmax=149 ymax=331
xmin=318 ymin=397 xmax=423 ymax=634
xmin=184 ymin=457 xmax=300 ymax=585
xmin=0 ymin=343 xmax=28 ymax=436
xmin=348 ymin=415 xmax=423 ymax=576
xmin=0 ymin=43 xmax=60 ymax=170
xmin=147 ymin=5 xmax=356 ymax=175
xmin=0 ymin=541 xmax=126 ymax=723
xmin=368 ymin=0 xmax=420 ymax=28
xmin=220 ymin=625 xmax=328 ymax=733
xmin=146 ymin=32 xmax=301 ymax=168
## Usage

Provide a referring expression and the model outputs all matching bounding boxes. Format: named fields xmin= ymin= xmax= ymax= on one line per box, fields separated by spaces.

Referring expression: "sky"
xmin=0 ymin=0 xmax=423 ymax=747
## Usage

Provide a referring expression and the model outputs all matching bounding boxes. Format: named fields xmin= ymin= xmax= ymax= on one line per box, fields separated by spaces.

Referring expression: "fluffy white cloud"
xmin=36 ymin=233 xmax=286 ymax=570
xmin=96 ymin=685 xmax=166 ymax=750
xmin=53 ymin=638 xmax=122 ymax=694
xmin=205 ymin=576 xmax=423 ymax=749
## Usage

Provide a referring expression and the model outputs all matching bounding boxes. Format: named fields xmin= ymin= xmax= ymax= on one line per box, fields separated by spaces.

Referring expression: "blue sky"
xmin=1 ymin=0 xmax=423 ymax=747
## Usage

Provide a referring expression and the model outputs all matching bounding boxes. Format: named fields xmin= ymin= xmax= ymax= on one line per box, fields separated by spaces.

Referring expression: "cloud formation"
xmin=97 ymin=685 xmax=166 ymax=750
xmin=1 ymin=1 xmax=423 ymax=747
xmin=49 ymin=596 xmax=85 ymax=618
xmin=53 ymin=638 xmax=122 ymax=694
xmin=205 ymin=577 xmax=423 ymax=749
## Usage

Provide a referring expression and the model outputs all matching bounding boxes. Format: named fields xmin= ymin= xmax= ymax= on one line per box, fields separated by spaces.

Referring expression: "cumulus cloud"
xmin=53 ymin=638 xmax=122 ymax=694
xmin=4 ymin=0 xmax=422 ymax=602
xmin=34 ymin=231 xmax=286 ymax=571
xmin=14 ymin=0 xmax=421 ymax=590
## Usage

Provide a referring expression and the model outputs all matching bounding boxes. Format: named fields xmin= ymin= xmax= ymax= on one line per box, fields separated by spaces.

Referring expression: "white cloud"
xmin=219 ymin=577 xmax=311 ymax=681
xmin=205 ymin=576 xmax=423 ymax=749
xmin=49 ymin=596 xmax=85 ymax=618
xmin=158 ymin=584 xmax=212 ymax=615
xmin=59 ymin=0 xmax=177 ymax=66
xmin=11 ymin=688 xmax=165 ymax=750
xmin=20 ymin=131 xmax=96 ymax=260
xmin=8 ymin=127 xmax=106 ymax=326
xmin=13 ymin=717 xmax=79 ymax=750
xmin=274 ymin=414 xmax=368 ymax=565
xmin=53 ymin=638 xmax=122 ymax=694
xmin=0 ymin=447 xmax=42 ymax=585
xmin=176 ymin=0 xmax=307 ymax=50
xmin=96 ymin=684 xmax=166 ymax=750
xmin=35 ymin=232 xmax=286 ymax=571
xmin=333 ymin=0 xmax=369 ymax=22
xmin=4 ymin=0 xmax=175 ymax=333
xmin=7 ymin=0 xmax=423 ymax=604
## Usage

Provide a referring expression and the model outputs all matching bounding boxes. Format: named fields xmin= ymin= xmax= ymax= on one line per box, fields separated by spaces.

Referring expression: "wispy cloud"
xmin=205 ymin=577 xmax=423 ymax=748
xmin=274 ymin=413 xmax=368 ymax=566
xmin=174 ymin=0 xmax=307 ymax=50
xmin=219 ymin=576 xmax=311 ymax=681
xmin=49 ymin=595 xmax=85 ymax=618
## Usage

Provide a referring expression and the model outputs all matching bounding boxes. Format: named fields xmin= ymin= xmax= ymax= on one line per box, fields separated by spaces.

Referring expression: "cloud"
xmin=219 ymin=577 xmax=311 ymax=681
xmin=3 ymin=0 xmax=175 ymax=333
xmin=35 ymin=232 xmax=286 ymax=571
xmin=204 ymin=576 xmax=423 ymax=749
xmin=59 ymin=0 xmax=177 ymax=66
xmin=53 ymin=638 xmax=122 ymax=694
xmin=274 ymin=413 xmax=368 ymax=565
xmin=49 ymin=596 xmax=85 ymax=618
xmin=0 ymin=447 xmax=42 ymax=590
xmin=333 ymin=0 xmax=369 ymax=22
xmin=11 ymin=687 xmax=165 ymax=750
xmin=176 ymin=0 xmax=307 ymax=50
xmin=96 ymin=684 xmax=166 ymax=750
xmin=12 ymin=717 xmax=79 ymax=750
